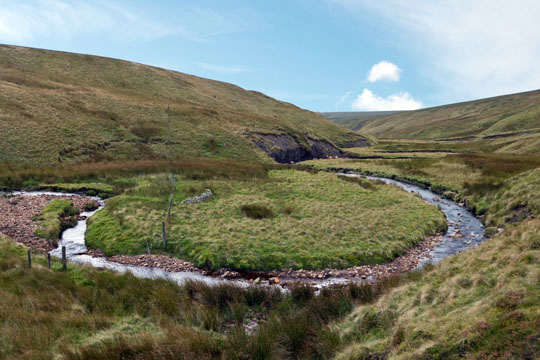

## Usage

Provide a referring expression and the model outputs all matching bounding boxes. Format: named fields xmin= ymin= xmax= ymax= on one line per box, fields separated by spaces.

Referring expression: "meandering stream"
xmin=17 ymin=174 xmax=485 ymax=287
xmin=343 ymin=174 xmax=485 ymax=267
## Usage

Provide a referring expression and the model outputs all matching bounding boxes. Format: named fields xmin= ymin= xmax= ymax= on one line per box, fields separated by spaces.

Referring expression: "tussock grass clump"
xmin=84 ymin=202 xmax=99 ymax=211
xmin=337 ymin=174 xmax=379 ymax=190
xmin=0 ymin=158 xmax=276 ymax=191
xmin=240 ymin=204 xmax=275 ymax=219
xmin=0 ymin=235 xmax=411 ymax=359
xmin=290 ymin=283 xmax=315 ymax=304
xmin=335 ymin=218 xmax=540 ymax=359
xmin=34 ymin=199 xmax=79 ymax=246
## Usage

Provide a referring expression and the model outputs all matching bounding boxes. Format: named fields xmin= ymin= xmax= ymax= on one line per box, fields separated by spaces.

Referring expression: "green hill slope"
xmin=320 ymin=111 xmax=403 ymax=131
xmin=0 ymin=45 xmax=368 ymax=165
xmin=324 ymin=90 xmax=540 ymax=140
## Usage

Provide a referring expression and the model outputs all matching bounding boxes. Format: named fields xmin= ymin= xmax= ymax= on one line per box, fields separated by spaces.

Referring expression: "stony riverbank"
xmin=81 ymin=233 xmax=445 ymax=285
xmin=0 ymin=194 xmax=98 ymax=252
xmin=0 ymin=192 xmax=448 ymax=285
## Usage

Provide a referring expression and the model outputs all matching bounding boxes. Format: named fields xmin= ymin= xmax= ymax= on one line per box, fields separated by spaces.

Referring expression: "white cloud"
xmin=329 ymin=0 xmax=540 ymax=100
xmin=198 ymin=63 xmax=251 ymax=74
xmin=367 ymin=61 xmax=401 ymax=82
xmin=335 ymin=91 xmax=353 ymax=107
xmin=0 ymin=0 xmax=260 ymax=44
xmin=352 ymin=88 xmax=422 ymax=111
xmin=0 ymin=0 xmax=191 ymax=43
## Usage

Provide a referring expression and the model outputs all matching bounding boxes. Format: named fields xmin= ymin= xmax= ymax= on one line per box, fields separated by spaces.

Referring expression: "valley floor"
xmin=0 ymin=142 xmax=539 ymax=359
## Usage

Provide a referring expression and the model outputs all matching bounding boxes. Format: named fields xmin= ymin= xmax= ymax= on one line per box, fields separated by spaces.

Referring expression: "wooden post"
xmin=167 ymin=174 xmax=176 ymax=222
xmin=162 ymin=221 xmax=167 ymax=249
xmin=167 ymin=104 xmax=171 ymax=158
xmin=144 ymin=238 xmax=151 ymax=256
xmin=27 ymin=249 xmax=31 ymax=269
xmin=47 ymin=253 xmax=51 ymax=269
xmin=144 ymin=238 xmax=154 ymax=266
xmin=167 ymin=193 xmax=174 ymax=220
xmin=62 ymin=246 xmax=67 ymax=271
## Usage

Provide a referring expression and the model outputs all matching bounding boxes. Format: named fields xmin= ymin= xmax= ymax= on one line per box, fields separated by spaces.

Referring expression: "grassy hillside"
xmin=0 ymin=45 xmax=367 ymax=165
xmin=324 ymin=89 xmax=540 ymax=142
xmin=321 ymin=111 xmax=403 ymax=131
xmin=336 ymin=216 xmax=540 ymax=359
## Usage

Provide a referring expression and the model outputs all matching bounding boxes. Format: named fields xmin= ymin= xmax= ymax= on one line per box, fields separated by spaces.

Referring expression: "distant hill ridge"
xmin=0 ymin=45 xmax=369 ymax=164
xmin=320 ymin=111 xmax=404 ymax=132
xmin=324 ymin=89 xmax=540 ymax=140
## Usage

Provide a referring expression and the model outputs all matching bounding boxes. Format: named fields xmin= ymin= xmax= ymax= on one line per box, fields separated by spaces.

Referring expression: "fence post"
xmin=144 ymin=238 xmax=154 ymax=266
xmin=167 ymin=193 xmax=174 ymax=221
xmin=167 ymin=174 xmax=176 ymax=222
xmin=47 ymin=253 xmax=51 ymax=269
xmin=144 ymin=239 xmax=151 ymax=256
xmin=62 ymin=246 xmax=67 ymax=271
xmin=162 ymin=221 xmax=167 ymax=249
xmin=27 ymin=249 xmax=31 ymax=269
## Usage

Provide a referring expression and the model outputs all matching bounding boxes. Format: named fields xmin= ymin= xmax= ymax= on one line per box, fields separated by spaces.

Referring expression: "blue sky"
xmin=1 ymin=0 xmax=539 ymax=112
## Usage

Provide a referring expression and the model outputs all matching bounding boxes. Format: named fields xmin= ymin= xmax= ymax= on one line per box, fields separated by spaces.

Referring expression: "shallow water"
xmin=16 ymin=175 xmax=485 ymax=285
xmin=17 ymin=191 xmax=225 ymax=286
xmin=340 ymin=174 xmax=486 ymax=267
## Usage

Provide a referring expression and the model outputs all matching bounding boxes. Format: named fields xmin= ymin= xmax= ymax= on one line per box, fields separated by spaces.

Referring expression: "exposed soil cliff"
xmin=251 ymin=133 xmax=358 ymax=163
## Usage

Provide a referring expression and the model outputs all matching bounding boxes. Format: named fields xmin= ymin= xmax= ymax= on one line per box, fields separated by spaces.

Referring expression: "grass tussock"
xmin=241 ymin=204 xmax=275 ymax=219
xmin=0 ymin=158 xmax=277 ymax=192
xmin=335 ymin=218 xmax=540 ymax=359
xmin=0 ymin=234 xmax=412 ymax=360
xmin=34 ymin=199 xmax=79 ymax=246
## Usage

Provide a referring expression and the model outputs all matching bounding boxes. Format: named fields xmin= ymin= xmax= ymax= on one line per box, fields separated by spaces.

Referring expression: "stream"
xmin=342 ymin=174 xmax=485 ymax=267
xmin=17 ymin=175 xmax=485 ymax=287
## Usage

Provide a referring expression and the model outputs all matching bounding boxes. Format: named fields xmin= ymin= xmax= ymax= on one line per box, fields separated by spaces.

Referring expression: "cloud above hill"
xmin=330 ymin=0 xmax=540 ymax=100
xmin=367 ymin=61 xmax=401 ymax=82
xmin=352 ymin=89 xmax=422 ymax=111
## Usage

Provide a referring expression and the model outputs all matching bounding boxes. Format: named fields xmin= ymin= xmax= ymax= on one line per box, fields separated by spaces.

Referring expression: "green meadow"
xmin=86 ymin=169 xmax=446 ymax=271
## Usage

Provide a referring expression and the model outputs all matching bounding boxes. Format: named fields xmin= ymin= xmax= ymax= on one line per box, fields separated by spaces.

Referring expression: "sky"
xmin=1 ymin=0 xmax=539 ymax=112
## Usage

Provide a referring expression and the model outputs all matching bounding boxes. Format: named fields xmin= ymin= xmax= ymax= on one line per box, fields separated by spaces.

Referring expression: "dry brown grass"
xmin=336 ymin=218 xmax=540 ymax=359
xmin=0 ymin=157 xmax=277 ymax=190
xmin=0 ymin=45 xmax=367 ymax=165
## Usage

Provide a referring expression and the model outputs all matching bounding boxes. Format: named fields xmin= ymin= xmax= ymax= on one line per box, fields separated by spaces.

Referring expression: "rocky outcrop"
xmin=251 ymin=133 xmax=356 ymax=163
xmin=183 ymin=189 xmax=213 ymax=204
